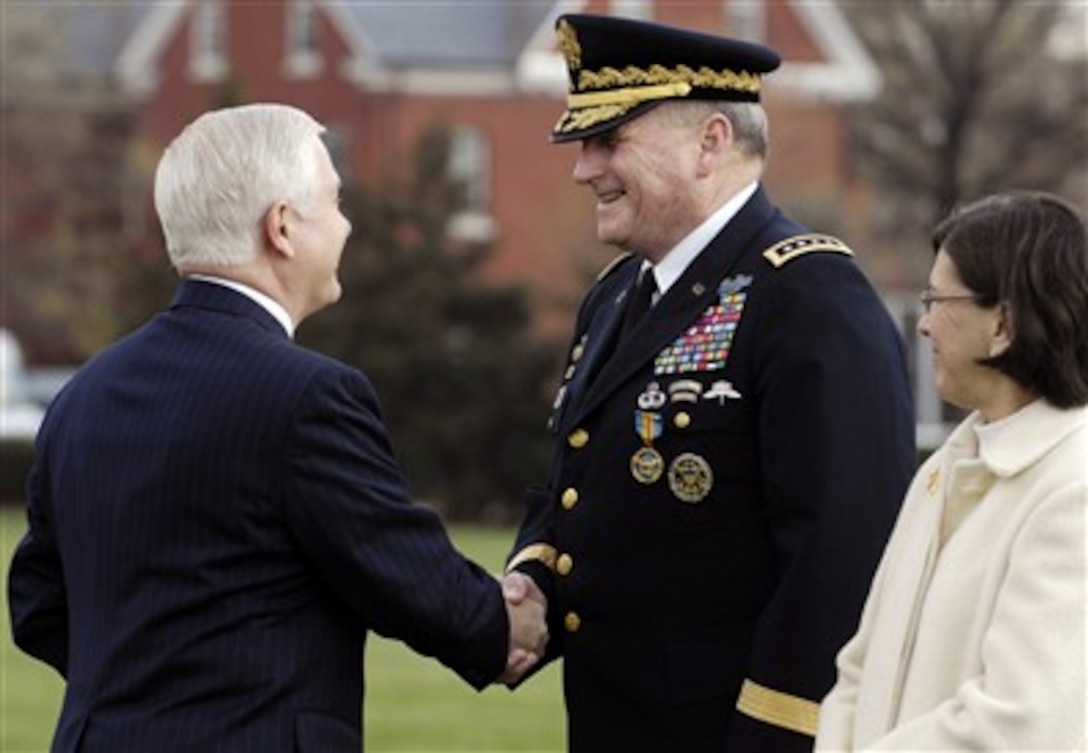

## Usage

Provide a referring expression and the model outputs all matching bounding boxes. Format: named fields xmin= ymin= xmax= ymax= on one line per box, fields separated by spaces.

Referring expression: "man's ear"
xmin=263 ymin=201 xmax=294 ymax=258
xmin=696 ymin=113 xmax=731 ymax=177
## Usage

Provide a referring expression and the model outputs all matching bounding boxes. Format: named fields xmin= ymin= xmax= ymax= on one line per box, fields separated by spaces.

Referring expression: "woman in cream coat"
xmin=817 ymin=191 xmax=1087 ymax=751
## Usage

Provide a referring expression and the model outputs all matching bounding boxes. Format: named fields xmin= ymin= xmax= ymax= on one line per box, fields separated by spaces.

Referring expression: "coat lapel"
xmin=854 ymin=428 xmax=973 ymax=743
xmin=574 ymin=189 xmax=778 ymax=424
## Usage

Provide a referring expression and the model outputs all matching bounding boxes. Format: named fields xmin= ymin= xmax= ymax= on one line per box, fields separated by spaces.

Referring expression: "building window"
xmin=285 ymin=0 xmax=324 ymax=79
xmin=446 ymin=125 xmax=495 ymax=242
xmin=190 ymin=1 xmax=226 ymax=82
xmin=610 ymin=0 xmax=652 ymax=20
xmin=727 ymin=0 xmax=767 ymax=43
xmin=448 ymin=126 xmax=489 ymax=213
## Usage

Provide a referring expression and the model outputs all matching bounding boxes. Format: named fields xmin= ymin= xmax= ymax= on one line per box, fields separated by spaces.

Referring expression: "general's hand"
xmin=497 ymin=572 xmax=548 ymax=684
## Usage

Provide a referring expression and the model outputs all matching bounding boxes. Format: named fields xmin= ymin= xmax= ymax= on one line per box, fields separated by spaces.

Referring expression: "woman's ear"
xmin=989 ymin=304 xmax=1013 ymax=358
xmin=263 ymin=201 xmax=294 ymax=258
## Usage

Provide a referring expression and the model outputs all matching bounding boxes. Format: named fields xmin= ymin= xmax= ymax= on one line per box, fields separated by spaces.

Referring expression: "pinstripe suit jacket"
xmin=9 ymin=280 xmax=507 ymax=752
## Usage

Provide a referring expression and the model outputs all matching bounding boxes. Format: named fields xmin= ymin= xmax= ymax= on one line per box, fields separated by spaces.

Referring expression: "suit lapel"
xmin=574 ymin=189 xmax=778 ymax=423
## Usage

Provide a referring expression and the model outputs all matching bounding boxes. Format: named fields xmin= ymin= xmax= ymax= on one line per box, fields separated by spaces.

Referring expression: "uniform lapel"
xmin=558 ymin=272 xmax=634 ymax=427
xmin=574 ymin=189 xmax=778 ymax=423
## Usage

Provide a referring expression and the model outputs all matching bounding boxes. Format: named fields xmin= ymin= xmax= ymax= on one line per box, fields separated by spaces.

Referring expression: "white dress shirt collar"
xmin=186 ymin=274 xmax=295 ymax=337
xmin=642 ymin=181 xmax=759 ymax=296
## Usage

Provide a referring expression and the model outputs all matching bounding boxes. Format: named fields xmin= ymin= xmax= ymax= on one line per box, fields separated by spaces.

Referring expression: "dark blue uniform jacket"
xmin=510 ymin=187 xmax=915 ymax=752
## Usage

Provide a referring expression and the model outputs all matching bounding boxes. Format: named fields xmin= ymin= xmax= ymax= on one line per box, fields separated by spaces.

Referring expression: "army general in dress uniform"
xmin=505 ymin=14 xmax=916 ymax=753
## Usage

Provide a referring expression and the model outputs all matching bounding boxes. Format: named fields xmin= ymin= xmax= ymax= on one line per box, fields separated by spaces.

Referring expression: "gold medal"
xmin=630 ymin=446 xmax=665 ymax=484
xmin=668 ymin=453 xmax=714 ymax=503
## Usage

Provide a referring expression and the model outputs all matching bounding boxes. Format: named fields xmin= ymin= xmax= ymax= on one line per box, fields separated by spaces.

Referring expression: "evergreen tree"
xmin=300 ymin=124 xmax=561 ymax=522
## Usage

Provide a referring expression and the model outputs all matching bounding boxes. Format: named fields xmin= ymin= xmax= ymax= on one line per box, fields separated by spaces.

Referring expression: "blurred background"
xmin=2 ymin=0 xmax=1086 ymax=516
xmin=1 ymin=1 xmax=1085 ymax=750
xmin=0 ymin=0 xmax=1083 ymax=524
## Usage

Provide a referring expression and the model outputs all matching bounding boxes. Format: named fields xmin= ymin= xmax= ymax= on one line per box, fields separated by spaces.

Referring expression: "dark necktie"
xmin=620 ymin=269 xmax=657 ymax=338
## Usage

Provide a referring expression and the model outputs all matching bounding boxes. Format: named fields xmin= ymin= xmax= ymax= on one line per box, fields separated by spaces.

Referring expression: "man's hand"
xmin=498 ymin=572 xmax=548 ymax=684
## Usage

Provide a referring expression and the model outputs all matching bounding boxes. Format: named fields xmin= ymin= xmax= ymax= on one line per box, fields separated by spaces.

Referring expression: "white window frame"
xmin=446 ymin=125 xmax=495 ymax=243
xmin=190 ymin=1 xmax=227 ymax=82
xmin=726 ymin=0 xmax=767 ymax=43
xmin=284 ymin=0 xmax=324 ymax=79
xmin=610 ymin=0 xmax=652 ymax=20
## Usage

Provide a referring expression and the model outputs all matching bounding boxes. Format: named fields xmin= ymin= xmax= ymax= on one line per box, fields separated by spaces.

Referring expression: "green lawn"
xmin=1 ymin=506 xmax=565 ymax=752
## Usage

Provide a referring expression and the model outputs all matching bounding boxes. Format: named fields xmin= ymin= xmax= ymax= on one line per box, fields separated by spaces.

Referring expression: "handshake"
xmin=497 ymin=572 xmax=549 ymax=685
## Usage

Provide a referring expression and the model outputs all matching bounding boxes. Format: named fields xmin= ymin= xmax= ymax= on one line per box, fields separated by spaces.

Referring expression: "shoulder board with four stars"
xmin=762 ymin=234 xmax=854 ymax=269
xmin=596 ymin=251 xmax=634 ymax=281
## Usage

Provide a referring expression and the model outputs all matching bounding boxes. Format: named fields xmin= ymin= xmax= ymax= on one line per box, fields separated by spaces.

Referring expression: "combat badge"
xmin=637 ymin=381 xmax=666 ymax=410
xmin=668 ymin=453 xmax=714 ymax=503
xmin=703 ymin=379 xmax=742 ymax=405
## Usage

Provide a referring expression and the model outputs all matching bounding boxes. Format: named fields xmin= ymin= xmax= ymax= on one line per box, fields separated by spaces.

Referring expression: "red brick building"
xmin=104 ymin=0 xmax=880 ymax=334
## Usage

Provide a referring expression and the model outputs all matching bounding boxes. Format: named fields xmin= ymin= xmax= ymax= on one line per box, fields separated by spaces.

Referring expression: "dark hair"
xmin=932 ymin=190 xmax=1088 ymax=408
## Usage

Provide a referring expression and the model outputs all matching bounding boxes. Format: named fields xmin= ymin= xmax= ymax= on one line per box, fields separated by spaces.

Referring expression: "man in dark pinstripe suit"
xmin=8 ymin=103 xmax=547 ymax=752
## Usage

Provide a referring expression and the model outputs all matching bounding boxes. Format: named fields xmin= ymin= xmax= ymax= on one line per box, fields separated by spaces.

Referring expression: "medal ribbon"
xmin=636 ymin=410 xmax=662 ymax=445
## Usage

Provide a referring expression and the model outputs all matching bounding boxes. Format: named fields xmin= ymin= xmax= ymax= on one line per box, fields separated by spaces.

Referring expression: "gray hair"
xmin=658 ymin=100 xmax=770 ymax=161
xmin=153 ymin=103 xmax=327 ymax=269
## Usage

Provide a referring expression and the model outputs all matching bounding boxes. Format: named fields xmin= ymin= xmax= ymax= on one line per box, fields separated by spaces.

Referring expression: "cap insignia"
xmin=555 ymin=102 xmax=642 ymax=136
xmin=557 ymin=19 xmax=581 ymax=71
xmin=557 ymin=64 xmax=764 ymax=137
xmin=577 ymin=64 xmax=762 ymax=97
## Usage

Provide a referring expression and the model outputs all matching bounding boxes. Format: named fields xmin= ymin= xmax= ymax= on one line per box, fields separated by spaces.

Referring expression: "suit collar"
xmin=171 ymin=279 xmax=290 ymax=339
xmin=185 ymin=274 xmax=295 ymax=336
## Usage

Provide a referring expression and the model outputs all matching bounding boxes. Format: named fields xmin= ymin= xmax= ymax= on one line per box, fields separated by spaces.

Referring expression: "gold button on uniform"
xmin=568 ymin=428 xmax=589 ymax=449
xmin=674 ymin=411 xmax=692 ymax=429
xmin=564 ymin=612 xmax=582 ymax=633
xmin=561 ymin=488 xmax=579 ymax=510
xmin=556 ymin=553 xmax=573 ymax=576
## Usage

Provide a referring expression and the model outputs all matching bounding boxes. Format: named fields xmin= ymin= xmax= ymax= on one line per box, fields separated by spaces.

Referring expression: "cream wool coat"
xmin=816 ymin=400 xmax=1087 ymax=751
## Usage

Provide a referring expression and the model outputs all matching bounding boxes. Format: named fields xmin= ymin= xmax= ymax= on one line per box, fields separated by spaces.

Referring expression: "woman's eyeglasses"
xmin=919 ymin=290 xmax=981 ymax=313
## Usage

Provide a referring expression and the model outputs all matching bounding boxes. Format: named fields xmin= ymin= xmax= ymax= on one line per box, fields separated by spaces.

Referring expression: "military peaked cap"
xmin=551 ymin=14 xmax=782 ymax=143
